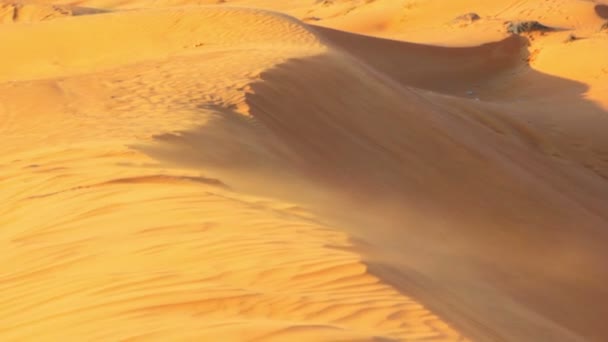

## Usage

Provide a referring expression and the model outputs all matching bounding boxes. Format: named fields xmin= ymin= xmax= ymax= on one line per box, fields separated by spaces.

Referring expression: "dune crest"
xmin=0 ymin=5 xmax=323 ymax=81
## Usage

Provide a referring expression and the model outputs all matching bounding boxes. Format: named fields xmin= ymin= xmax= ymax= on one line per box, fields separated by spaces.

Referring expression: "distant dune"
xmin=2 ymin=1 xmax=608 ymax=341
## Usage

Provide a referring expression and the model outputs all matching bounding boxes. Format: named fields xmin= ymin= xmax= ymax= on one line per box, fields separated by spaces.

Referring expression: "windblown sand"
xmin=2 ymin=0 xmax=608 ymax=341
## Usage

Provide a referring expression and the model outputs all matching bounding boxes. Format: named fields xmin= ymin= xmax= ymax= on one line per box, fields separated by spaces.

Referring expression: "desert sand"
xmin=1 ymin=0 xmax=608 ymax=341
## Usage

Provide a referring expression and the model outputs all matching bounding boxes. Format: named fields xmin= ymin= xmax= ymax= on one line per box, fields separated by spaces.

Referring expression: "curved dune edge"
xmin=181 ymin=51 xmax=607 ymax=341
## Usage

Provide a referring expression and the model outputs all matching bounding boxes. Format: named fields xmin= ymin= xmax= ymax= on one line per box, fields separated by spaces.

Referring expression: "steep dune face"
xmin=237 ymin=52 xmax=608 ymax=341
xmin=311 ymin=23 xmax=608 ymax=183
xmin=309 ymin=26 xmax=529 ymax=97
xmin=2 ymin=0 xmax=608 ymax=341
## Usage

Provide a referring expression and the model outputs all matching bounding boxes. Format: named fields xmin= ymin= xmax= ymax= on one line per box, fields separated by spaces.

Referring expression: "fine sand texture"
xmin=2 ymin=0 xmax=608 ymax=341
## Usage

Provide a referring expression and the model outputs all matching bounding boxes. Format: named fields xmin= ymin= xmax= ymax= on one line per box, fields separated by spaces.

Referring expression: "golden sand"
xmin=2 ymin=0 xmax=608 ymax=341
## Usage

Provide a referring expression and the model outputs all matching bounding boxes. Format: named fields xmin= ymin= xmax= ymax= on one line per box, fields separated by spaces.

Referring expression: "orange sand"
xmin=2 ymin=0 xmax=608 ymax=341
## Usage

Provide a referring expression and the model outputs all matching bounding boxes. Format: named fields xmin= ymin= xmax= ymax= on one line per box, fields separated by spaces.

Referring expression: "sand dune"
xmin=2 ymin=0 xmax=608 ymax=341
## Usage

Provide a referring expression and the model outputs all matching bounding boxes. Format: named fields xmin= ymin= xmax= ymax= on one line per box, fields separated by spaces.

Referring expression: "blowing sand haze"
xmin=2 ymin=0 xmax=608 ymax=341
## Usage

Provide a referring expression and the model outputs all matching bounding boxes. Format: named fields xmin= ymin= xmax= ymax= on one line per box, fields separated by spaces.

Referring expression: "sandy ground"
xmin=2 ymin=0 xmax=608 ymax=341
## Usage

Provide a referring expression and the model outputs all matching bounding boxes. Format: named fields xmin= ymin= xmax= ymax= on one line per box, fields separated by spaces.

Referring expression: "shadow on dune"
xmin=310 ymin=25 xmax=529 ymax=98
xmin=72 ymin=7 xmax=112 ymax=16
xmin=596 ymin=4 xmax=608 ymax=19
xmin=142 ymin=34 xmax=608 ymax=341
xmin=312 ymin=25 xmax=608 ymax=177
xmin=244 ymin=53 xmax=608 ymax=340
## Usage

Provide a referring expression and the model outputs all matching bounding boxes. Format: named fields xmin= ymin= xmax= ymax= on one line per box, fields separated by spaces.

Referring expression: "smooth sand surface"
xmin=2 ymin=0 xmax=608 ymax=341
